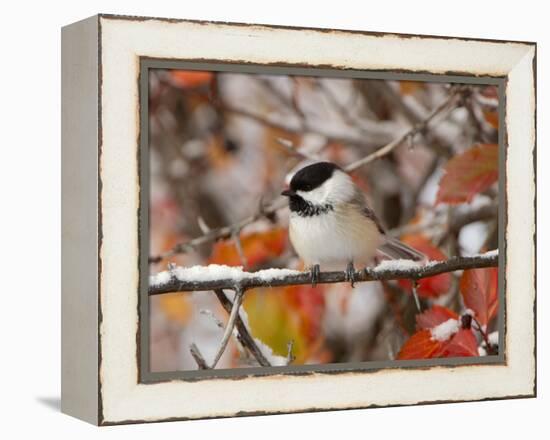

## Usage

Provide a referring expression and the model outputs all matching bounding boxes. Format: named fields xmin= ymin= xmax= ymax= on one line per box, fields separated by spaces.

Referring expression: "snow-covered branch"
xmin=149 ymin=251 xmax=498 ymax=296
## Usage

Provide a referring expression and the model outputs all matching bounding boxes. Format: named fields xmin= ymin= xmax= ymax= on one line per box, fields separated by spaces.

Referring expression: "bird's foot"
xmin=310 ymin=264 xmax=320 ymax=287
xmin=346 ymin=262 xmax=357 ymax=288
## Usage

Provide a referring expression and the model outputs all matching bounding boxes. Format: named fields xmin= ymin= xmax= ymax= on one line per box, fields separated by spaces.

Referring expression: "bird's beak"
xmin=281 ymin=189 xmax=295 ymax=197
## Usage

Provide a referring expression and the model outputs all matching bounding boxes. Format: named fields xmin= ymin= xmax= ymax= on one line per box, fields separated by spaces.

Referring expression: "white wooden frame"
xmin=61 ymin=14 xmax=536 ymax=425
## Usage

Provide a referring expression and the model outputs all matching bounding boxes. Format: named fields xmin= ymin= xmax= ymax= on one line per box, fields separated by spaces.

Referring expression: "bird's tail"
xmin=378 ymin=237 xmax=425 ymax=261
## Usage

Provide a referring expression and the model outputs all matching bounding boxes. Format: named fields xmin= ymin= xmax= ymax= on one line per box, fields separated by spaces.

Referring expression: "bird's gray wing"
xmin=349 ymin=187 xmax=425 ymax=261
xmin=349 ymin=188 xmax=386 ymax=235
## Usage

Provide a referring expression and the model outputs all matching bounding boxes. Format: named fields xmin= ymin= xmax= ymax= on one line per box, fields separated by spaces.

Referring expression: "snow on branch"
xmin=149 ymin=250 xmax=498 ymax=296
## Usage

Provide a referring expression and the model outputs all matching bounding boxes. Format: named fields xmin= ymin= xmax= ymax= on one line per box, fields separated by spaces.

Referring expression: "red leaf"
xmin=416 ymin=305 xmax=459 ymax=330
xmin=397 ymin=330 xmax=443 ymax=360
xmin=437 ymin=329 xmax=479 ymax=357
xmin=460 ymin=267 xmax=498 ymax=327
xmin=436 ymin=143 xmax=498 ymax=205
xmin=283 ymin=285 xmax=326 ymax=341
xmin=398 ymin=235 xmax=452 ymax=298
xmin=399 ymin=326 xmax=479 ymax=360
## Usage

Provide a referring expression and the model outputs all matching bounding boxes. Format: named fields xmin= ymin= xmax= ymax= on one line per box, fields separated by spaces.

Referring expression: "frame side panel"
xmin=61 ymin=15 xmax=100 ymax=425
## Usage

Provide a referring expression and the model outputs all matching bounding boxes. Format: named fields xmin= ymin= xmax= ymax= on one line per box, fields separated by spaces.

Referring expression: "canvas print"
xmin=147 ymin=69 xmax=500 ymax=373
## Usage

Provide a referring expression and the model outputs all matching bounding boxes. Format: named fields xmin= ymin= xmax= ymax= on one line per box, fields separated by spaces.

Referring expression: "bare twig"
xmin=213 ymin=289 xmax=271 ymax=367
xmin=148 ymin=198 xmax=284 ymax=264
xmin=290 ymin=77 xmax=307 ymax=121
xmin=449 ymin=203 xmax=498 ymax=233
xmin=434 ymin=202 xmax=498 ymax=247
xmin=197 ymin=216 xmax=211 ymax=234
xmin=256 ymin=77 xmax=297 ymax=112
xmin=219 ymin=101 xmax=399 ymax=149
xmin=464 ymin=94 xmax=487 ymax=141
xmin=210 ymin=287 xmax=245 ymax=369
xmin=372 ymin=81 xmax=459 ymax=157
xmin=372 ymin=81 xmax=421 ymax=124
xmin=411 ymin=280 xmax=422 ymax=313
xmin=316 ymin=80 xmax=371 ymax=138
xmin=391 ymin=201 xmax=498 ymax=238
xmin=150 ymin=252 xmax=497 ymax=295
xmin=238 ymin=76 xmax=394 ymax=145
xmin=462 ymin=88 xmax=497 ymax=143
xmin=199 ymin=309 xmax=224 ymax=329
xmin=286 ymin=340 xmax=295 ymax=365
xmin=275 ymin=137 xmax=319 ymax=162
xmin=474 ymin=92 xmax=498 ymax=108
xmin=189 ymin=343 xmax=209 ymax=369
xmin=232 ymin=232 xmax=248 ymax=269
xmin=401 ymin=155 xmax=440 ymax=224
xmin=472 ymin=316 xmax=497 ymax=355
xmin=344 ymin=87 xmax=462 ymax=172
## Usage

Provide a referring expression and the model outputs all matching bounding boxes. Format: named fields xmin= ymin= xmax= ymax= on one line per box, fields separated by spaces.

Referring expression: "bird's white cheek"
xmin=296 ymin=187 xmax=326 ymax=205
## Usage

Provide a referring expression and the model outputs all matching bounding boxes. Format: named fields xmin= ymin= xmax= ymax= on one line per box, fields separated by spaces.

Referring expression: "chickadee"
xmin=281 ymin=161 xmax=424 ymax=286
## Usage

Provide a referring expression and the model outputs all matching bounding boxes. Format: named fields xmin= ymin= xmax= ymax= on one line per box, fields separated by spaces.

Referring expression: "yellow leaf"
xmin=158 ymin=293 xmax=193 ymax=325
xmin=243 ymin=288 xmax=307 ymax=362
xmin=399 ymin=81 xmax=424 ymax=95
xmin=243 ymin=284 xmax=325 ymax=364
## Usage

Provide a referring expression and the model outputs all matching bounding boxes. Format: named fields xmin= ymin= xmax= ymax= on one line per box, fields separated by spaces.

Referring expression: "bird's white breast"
xmin=288 ymin=203 xmax=384 ymax=270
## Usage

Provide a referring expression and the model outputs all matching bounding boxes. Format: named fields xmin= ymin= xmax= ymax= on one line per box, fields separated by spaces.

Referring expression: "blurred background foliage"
xmin=148 ymin=69 xmax=499 ymax=371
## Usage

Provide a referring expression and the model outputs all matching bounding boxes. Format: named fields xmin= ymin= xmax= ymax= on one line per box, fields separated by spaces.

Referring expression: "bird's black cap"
xmin=286 ymin=162 xmax=340 ymax=194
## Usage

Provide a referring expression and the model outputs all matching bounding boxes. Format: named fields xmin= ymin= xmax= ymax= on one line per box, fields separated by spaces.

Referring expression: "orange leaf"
xmin=436 ymin=143 xmax=498 ymax=205
xmin=460 ymin=267 xmax=498 ymax=327
xmin=399 ymin=81 xmax=424 ymax=95
xmin=483 ymin=110 xmax=499 ymax=129
xmin=397 ymin=329 xmax=443 ymax=360
xmin=169 ymin=70 xmax=213 ymax=89
xmin=208 ymin=228 xmax=287 ymax=269
xmin=158 ymin=293 xmax=193 ymax=325
xmin=436 ymin=329 xmax=479 ymax=357
xmin=416 ymin=305 xmax=459 ymax=330
xmin=398 ymin=235 xmax=452 ymax=298
xmin=206 ymin=135 xmax=236 ymax=169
